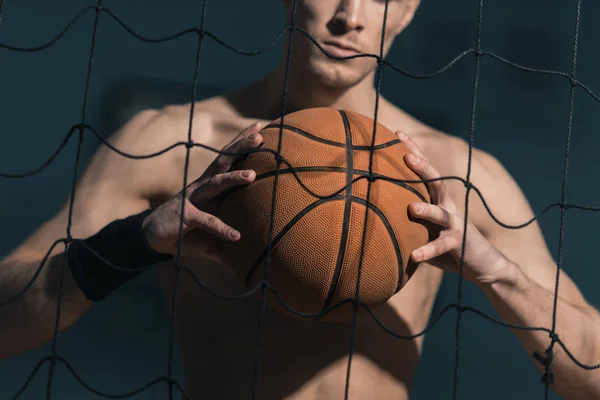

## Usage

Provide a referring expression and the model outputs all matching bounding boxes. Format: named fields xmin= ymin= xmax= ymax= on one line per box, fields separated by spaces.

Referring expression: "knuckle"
xmin=443 ymin=209 xmax=453 ymax=225
xmin=229 ymin=171 xmax=243 ymax=180
xmin=449 ymin=213 xmax=463 ymax=229
xmin=431 ymin=177 xmax=443 ymax=189
xmin=218 ymin=224 xmax=229 ymax=237
xmin=434 ymin=242 xmax=446 ymax=256
xmin=446 ymin=236 xmax=459 ymax=250
xmin=213 ymin=173 xmax=226 ymax=183
xmin=208 ymin=175 xmax=222 ymax=188
xmin=220 ymin=172 xmax=236 ymax=184
xmin=450 ymin=232 xmax=464 ymax=247
xmin=204 ymin=215 xmax=218 ymax=228
xmin=216 ymin=157 xmax=229 ymax=172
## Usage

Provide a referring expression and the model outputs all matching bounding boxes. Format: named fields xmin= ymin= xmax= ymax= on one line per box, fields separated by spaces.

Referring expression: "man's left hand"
xmin=396 ymin=131 xmax=511 ymax=286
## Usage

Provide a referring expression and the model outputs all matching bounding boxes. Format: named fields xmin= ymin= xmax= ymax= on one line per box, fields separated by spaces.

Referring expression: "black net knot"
xmin=532 ymin=347 xmax=555 ymax=386
xmin=259 ymin=279 xmax=270 ymax=290
xmin=570 ymin=76 xmax=577 ymax=87
xmin=185 ymin=141 xmax=194 ymax=149
xmin=456 ymin=305 xmax=467 ymax=313
xmin=464 ymin=181 xmax=473 ymax=190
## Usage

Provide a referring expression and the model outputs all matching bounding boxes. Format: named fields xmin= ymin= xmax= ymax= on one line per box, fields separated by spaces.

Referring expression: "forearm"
xmin=0 ymin=251 xmax=91 ymax=359
xmin=481 ymin=261 xmax=600 ymax=399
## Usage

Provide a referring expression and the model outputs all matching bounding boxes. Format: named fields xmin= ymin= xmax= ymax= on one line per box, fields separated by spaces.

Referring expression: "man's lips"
xmin=321 ymin=41 xmax=361 ymax=57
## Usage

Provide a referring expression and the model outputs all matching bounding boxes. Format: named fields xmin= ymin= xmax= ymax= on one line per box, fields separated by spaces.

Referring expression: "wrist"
xmin=478 ymin=257 xmax=530 ymax=295
xmin=141 ymin=211 xmax=175 ymax=256
xmin=68 ymin=209 xmax=172 ymax=302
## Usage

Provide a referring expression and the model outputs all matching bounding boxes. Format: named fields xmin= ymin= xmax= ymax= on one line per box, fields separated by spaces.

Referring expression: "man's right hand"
xmin=141 ymin=122 xmax=265 ymax=260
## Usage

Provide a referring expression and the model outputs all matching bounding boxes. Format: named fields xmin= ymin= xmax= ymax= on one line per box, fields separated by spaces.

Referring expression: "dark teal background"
xmin=1 ymin=0 xmax=600 ymax=398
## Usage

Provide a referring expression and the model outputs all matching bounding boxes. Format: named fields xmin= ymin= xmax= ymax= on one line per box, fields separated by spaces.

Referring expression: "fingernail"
xmin=407 ymin=153 xmax=420 ymax=163
xmin=413 ymin=249 xmax=422 ymax=261
xmin=413 ymin=203 xmax=424 ymax=213
xmin=242 ymin=170 xmax=253 ymax=177
xmin=230 ymin=230 xmax=240 ymax=240
xmin=397 ymin=131 xmax=407 ymax=140
xmin=248 ymin=132 xmax=258 ymax=140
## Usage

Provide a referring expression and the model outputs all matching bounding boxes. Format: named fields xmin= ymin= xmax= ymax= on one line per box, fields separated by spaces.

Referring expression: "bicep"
xmin=468 ymin=149 xmax=588 ymax=308
xmin=7 ymin=110 xmax=165 ymax=262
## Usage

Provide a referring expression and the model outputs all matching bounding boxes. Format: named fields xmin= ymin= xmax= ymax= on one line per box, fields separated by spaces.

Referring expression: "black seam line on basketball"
xmin=349 ymin=197 xmax=404 ymax=294
xmin=264 ymin=123 xmax=400 ymax=150
xmin=250 ymin=167 xmax=427 ymax=203
xmin=321 ymin=110 xmax=353 ymax=314
xmin=243 ymin=196 xmax=345 ymax=287
xmin=317 ymin=196 xmax=405 ymax=314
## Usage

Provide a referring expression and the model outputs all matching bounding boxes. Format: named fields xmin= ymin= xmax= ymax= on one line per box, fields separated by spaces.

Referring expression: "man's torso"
xmin=149 ymin=96 xmax=453 ymax=399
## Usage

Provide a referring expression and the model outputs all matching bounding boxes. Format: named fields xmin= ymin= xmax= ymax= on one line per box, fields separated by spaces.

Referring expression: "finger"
xmin=188 ymin=210 xmax=241 ymax=241
xmin=402 ymin=152 xmax=453 ymax=206
xmin=396 ymin=131 xmax=428 ymax=161
xmin=205 ymin=122 xmax=266 ymax=176
xmin=191 ymin=169 xmax=256 ymax=203
xmin=411 ymin=235 xmax=460 ymax=263
xmin=227 ymin=121 xmax=267 ymax=148
xmin=217 ymin=122 xmax=266 ymax=170
xmin=408 ymin=202 xmax=454 ymax=228
xmin=396 ymin=131 xmax=444 ymax=195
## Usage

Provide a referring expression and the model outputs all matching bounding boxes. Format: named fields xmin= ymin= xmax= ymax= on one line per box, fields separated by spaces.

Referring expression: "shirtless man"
xmin=1 ymin=0 xmax=599 ymax=399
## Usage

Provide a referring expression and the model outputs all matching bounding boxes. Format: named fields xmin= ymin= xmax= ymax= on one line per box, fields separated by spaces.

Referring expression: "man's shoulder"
xmin=88 ymin=96 xmax=245 ymax=201
xmin=138 ymin=98 xmax=224 ymax=142
xmin=413 ymin=127 xmax=503 ymax=179
xmin=131 ymin=95 xmax=252 ymax=147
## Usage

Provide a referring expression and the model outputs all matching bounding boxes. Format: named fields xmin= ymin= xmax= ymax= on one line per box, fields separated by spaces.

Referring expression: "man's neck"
xmin=228 ymin=64 xmax=385 ymax=122
xmin=222 ymin=61 xmax=429 ymax=138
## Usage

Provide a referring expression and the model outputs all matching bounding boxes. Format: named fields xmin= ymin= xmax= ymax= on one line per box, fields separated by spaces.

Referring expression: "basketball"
xmin=218 ymin=107 xmax=433 ymax=320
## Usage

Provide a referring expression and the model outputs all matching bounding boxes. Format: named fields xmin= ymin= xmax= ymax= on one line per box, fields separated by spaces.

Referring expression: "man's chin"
xmin=307 ymin=62 xmax=364 ymax=91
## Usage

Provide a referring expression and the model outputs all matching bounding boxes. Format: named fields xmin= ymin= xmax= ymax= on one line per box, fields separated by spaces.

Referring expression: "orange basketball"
xmin=217 ymin=107 xmax=433 ymax=321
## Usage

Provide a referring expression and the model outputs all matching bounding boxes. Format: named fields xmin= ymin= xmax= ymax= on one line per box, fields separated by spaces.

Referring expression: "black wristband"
xmin=67 ymin=209 xmax=172 ymax=302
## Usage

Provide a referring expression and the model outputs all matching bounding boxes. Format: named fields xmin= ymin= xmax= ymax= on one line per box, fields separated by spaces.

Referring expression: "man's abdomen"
xmin=160 ymin=261 xmax=441 ymax=400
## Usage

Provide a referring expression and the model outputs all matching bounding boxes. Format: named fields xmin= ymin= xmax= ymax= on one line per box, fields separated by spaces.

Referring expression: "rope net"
xmin=1 ymin=0 xmax=599 ymax=399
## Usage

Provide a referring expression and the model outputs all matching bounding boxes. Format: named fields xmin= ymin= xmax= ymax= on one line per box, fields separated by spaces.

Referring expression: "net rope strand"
xmin=44 ymin=0 xmax=104 ymax=398
xmin=343 ymin=1 xmax=391 ymax=398
xmin=1 ymin=1 xmax=600 ymax=399
xmin=452 ymin=0 xmax=484 ymax=397
xmin=166 ymin=0 xmax=210 ymax=398
xmin=536 ymin=0 xmax=583 ymax=396
xmin=250 ymin=0 xmax=299 ymax=397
